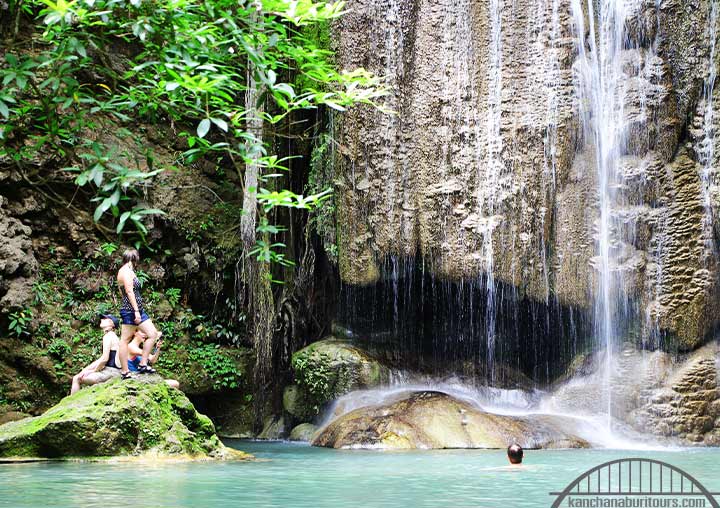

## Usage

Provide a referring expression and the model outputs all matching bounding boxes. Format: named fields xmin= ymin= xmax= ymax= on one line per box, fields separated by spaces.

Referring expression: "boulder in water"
xmin=0 ymin=377 xmax=249 ymax=460
xmin=289 ymin=423 xmax=319 ymax=442
xmin=313 ymin=391 xmax=590 ymax=450
xmin=291 ymin=337 xmax=390 ymax=418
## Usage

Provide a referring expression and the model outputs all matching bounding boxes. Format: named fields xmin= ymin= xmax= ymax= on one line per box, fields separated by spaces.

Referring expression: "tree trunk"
xmin=240 ymin=37 xmax=277 ymax=428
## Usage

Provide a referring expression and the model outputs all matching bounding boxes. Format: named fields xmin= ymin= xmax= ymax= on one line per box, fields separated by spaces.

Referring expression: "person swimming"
xmin=507 ymin=444 xmax=523 ymax=465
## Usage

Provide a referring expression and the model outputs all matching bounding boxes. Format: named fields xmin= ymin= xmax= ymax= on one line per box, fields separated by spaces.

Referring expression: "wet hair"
xmin=122 ymin=249 xmax=140 ymax=266
xmin=507 ymin=444 xmax=523 ymax=464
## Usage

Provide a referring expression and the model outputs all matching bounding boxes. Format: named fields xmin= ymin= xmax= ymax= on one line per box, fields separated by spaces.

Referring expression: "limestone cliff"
xmin=333 ymin=0 xmax=720 ymax=350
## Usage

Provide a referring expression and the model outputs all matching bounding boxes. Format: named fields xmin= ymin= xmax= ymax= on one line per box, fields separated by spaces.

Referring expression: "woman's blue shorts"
xmin=119 ymin=309 xmax=150 ymax=326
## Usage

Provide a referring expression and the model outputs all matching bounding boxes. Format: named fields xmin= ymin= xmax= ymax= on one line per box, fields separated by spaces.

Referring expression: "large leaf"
xmin=197 ymin=118 xmax=211 ymax=138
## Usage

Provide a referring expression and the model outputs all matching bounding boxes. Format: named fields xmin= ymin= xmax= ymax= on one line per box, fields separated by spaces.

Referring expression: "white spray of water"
xmin=700 ymin=0 xmax=719 ymax=258
xmin=320 ymin=375 xmax=676 ymax=450
xmin=570 ymin=0 xmax=639 ymax=431
xmin=477 ymin=0 xmax=504 ymax=383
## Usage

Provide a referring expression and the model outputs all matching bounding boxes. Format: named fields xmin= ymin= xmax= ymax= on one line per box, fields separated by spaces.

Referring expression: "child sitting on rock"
xmin=127 ymin=329 xmax=180 ymax=390
xmin=71 ymin=314 xmax=122 ymax=394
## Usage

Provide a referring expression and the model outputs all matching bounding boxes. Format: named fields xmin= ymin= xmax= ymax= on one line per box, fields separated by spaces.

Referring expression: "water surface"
xmin=1 ymin=441 xmax=719 ymax=508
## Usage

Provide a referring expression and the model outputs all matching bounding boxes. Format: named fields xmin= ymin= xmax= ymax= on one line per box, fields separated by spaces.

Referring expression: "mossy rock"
xmin=0 ymin=377 xmax=249 ymax=460
xmin=283 ymin=384 xmax=318 ymax=422
xmin=291 ymin=337 xmax=390 ymax=411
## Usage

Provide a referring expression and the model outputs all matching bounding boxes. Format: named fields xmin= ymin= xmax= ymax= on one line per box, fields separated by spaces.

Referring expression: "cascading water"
xmin=570 ymin=0 xmax=639 ymax=429
xmin=327 ymin=0 xmax=720 ymax=450
xmin=700 ymin=0 xmax=719 ymax=258
xmin=478 ymin=0 xmax=503 ymax=383
xmin=540 ymin=0 xmax=562 ymax=305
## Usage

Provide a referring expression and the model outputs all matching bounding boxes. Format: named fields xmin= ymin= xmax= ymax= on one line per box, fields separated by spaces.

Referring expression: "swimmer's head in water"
xmin=507 ymin=444 xmax=523 ymax=464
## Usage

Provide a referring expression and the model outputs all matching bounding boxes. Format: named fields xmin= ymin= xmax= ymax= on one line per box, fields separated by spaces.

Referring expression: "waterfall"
xmin=478 ymin=0 xmax=504 ymax=383
xmin=375 ymin=0 xmax=405 ymax=231
xmin=542 ymin=0 xmax=561 ymax=192
xmin=571 ymin=0 xmax=640 ymax=428
xmin=538 ymin=0 xmax=563 ymax=307
xmin=700 ymin=0 xmax=719 ymax=258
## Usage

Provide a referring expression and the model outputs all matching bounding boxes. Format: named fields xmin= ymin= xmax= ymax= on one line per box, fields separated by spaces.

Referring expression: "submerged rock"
xmin=289 ymin=423 xmax=319 ymax=442
xmin=0 ymin=377 xmax=249 ymax=460
xmin=313 ymin=391 xmax=590 ymax=450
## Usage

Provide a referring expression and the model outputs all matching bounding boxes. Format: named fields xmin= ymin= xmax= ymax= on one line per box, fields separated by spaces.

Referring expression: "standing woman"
xmin=117 ymin=248 xmax=161 ymax=378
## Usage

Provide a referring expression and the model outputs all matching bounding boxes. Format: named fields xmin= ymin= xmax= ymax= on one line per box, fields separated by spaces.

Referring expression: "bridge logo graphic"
xmin=549 ymin=458 xmax=720 ymax=508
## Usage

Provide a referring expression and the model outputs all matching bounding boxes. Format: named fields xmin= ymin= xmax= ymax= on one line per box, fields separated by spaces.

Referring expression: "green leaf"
xmin=197 ymin=118 xmax=211 ymax=138
xmin=94 ymin=196 xmax=114 ymax=222
xmin=117 ymin=211 xmax=131 ymax=233
xmin=210 ymin=117 xmax=228 ymax=132
xmin=109 ymin=189 xmax=121 ymax=206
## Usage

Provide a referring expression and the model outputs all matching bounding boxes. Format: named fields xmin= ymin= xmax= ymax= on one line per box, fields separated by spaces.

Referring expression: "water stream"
xmin=701 ymin=0 xmax=719 ymax=259
xmin=570 ymin=0 xmax=639 ymax=430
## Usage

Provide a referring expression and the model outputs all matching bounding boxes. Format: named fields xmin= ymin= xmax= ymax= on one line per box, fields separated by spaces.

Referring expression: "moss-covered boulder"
xmin=283 ymin=384 xmax=317 ymax=422
xmin=0 ymin=377 xmax=250 ymax=460
xmin=313 ymin=391 xmax=591 ymax=450
xmin=290 ymin=337 xmax=390 ymax=419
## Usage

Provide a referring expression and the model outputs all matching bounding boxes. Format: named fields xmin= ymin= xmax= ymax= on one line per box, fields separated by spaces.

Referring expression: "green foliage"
xmin=32 ymin=280 xmax=53 ymax=305
xmin=187 ymin=344 xmax=241 ymax=391
xmin=165 ymin=288 xmax=181 ymax=308
xmin=63 ymin=140 xmax=166 ymax=235
xmin=292 ymin=350 xmax=334 ymax=405
xmin=8 ymin=309 xmax=33 ymax=338
xmin=98 ymin=242 xmax=118 ymax=256
xmin=306 ymin=131 xmax=338 ymax=262
xmin=135 ymin=269 xmax=150 ymax=286
xmin=47 ymin=338 xmax=71 ymax=359
xmin=2 ymin=0 xmax=385 ymax=257
xmin=61 ymin=289 xmax=79 ymax=309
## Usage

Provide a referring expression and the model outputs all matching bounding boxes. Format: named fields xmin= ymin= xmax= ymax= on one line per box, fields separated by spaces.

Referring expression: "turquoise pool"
xmin=1 ymin=441 xmax=719 ymax=508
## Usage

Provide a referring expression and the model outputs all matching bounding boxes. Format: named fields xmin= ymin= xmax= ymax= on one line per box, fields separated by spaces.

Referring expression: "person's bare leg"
xmin=119 ymin=325 xmax=136 ymax=374
xmin=71 ymin=374 xmax=82 ymax=395
xmin=137 ymin=319 xmax=160 ymax=366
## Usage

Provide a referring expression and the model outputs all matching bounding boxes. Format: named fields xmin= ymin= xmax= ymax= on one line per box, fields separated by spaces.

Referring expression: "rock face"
xmin=629 ymin=345 xmax=720 ymax=445
xmin=0 ymin=377 xmax=248 ymax=459
xmin=333 ymin=0 xmax=720 ymax=349
xmin=546 ymin=343 xmax=720 ymax=446
xmin=0 ymin=195 xmax=38 ymax=312
xmin=289 ymin=338 xmax=391 ymax=420
xmin=313 ymin=391 xmax=590 ymax=449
